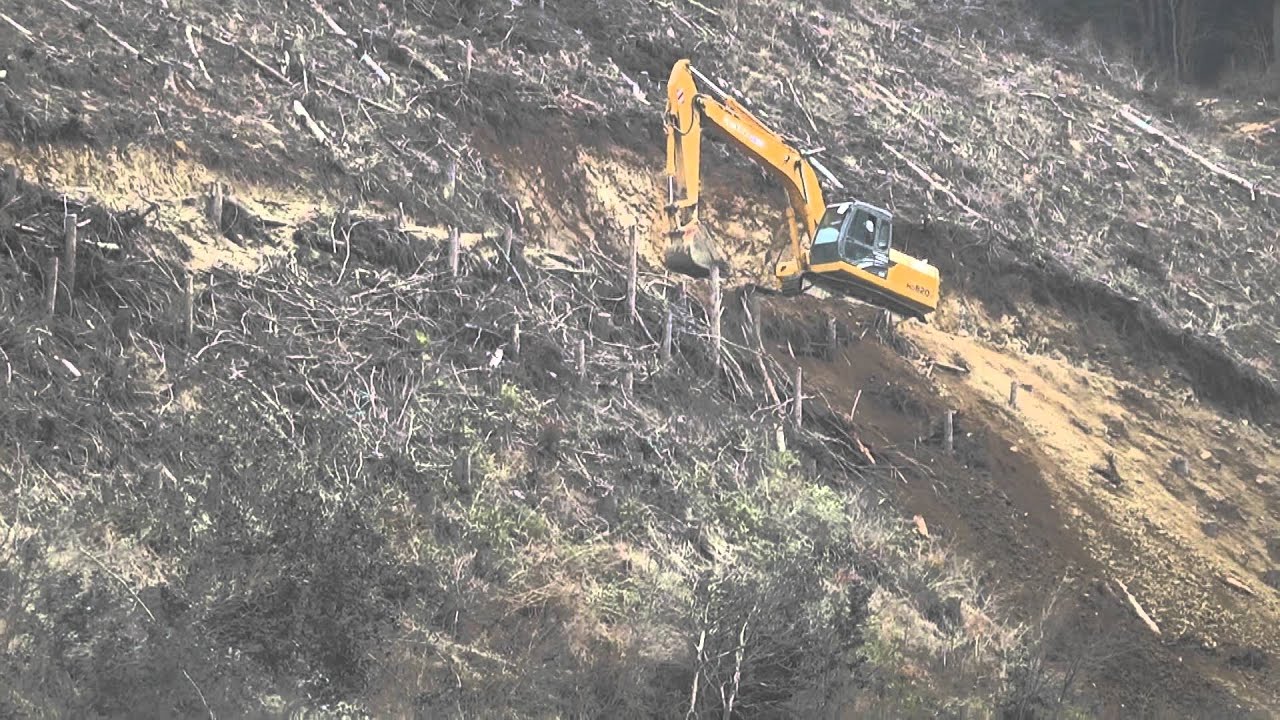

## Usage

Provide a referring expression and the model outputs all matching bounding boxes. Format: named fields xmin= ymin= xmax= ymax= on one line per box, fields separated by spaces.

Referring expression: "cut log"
xmin=1114 ymin=579 xmax=1161 ymax=636
xmin=291 ymin=100 xmax=331 ymax=146
xmin=1221 ymin=575 xmax=1257 ymax=597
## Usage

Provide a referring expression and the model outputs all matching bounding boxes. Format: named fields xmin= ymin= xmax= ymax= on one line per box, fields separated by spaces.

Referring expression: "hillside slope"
xmin=3 ymin=0 xmax=1279 ymax=716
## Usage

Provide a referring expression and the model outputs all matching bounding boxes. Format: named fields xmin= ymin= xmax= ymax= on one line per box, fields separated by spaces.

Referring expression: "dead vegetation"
xmin=3 ymin=0 xmax=1279 ymax=715
xmin=1 ymin=174 xmax=1059 ymax=715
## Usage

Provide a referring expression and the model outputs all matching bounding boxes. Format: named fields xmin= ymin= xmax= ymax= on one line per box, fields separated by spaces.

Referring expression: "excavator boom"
xmin=661 ymin=59 xmax=940 ymax=320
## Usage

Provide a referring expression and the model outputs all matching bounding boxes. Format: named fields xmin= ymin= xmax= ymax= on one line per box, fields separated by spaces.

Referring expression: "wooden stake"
xmin=626 ymin=225 xmax=638 ymax=324
xmin=44 ymin=256 xmax=59 ymax=319
xmin=710 ymin=264 xmax=722 ymax=366
xmin=465 ymin=41 xmax=473 ymax=83
xmin=62 ymin=213 xmax=77 ymax=309
xmin=448 ymin=227 xmax=460 ymax=277
xmin=183 ymin=270 xmax=195 ymax=345
xmin=944 ymin=411 xmax=955 ymax=453
xmin=576 ymin=338 xmax=586 ymax=383
xmin=445 ymin=159 xmax=458 ymax=200
xmin=1008 ymin=380 xmax=1019 ymax=409
xmin=624 ymin=369 xmax=634 ymax=399
xmin=503 ymin=227 xmax=515 ymax=263
xmin=208 ymin=181 xmax=223 ymax=232
xmin=792 ymin=366 xmax=803 ymax=427
xmin=661 ymin=308 xmax=673 ymax=363
xmin=511 ymin=323 xmax=521 ymax=356
xmin=826 ymin=315 xmax=838 ymax=358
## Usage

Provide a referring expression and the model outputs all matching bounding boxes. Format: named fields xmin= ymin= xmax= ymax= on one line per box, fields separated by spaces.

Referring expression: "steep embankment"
xmin=3 ymin=0 xmax=1280 ymax=717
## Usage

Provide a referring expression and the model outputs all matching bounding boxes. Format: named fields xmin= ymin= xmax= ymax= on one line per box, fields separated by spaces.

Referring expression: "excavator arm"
xmin=663 ymin=59 xmax=828 ymax=276
xmin=660 ymin=59 xmax=941 ymax=320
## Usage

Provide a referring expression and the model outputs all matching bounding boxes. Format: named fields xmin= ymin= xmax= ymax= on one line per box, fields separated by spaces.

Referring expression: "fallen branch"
xmin=1118 ymin=106 xmax=1279 ymax=203
xmin=184 ymin=24 xmax=212 ymax=83
xmin=56 ymin=0 xmax=155 ymax=65
xmin=883 ymin=142 xmax=984 ymax=219
xmin=314 ymin=76 xmax=400 ymax=114
xmin=309 ymin=0 xmax=393 ymax=85
xmin=207 ymin=33 xmax=290 ymax=85
xmin=868 ymin=79 xmax=957 ymax=145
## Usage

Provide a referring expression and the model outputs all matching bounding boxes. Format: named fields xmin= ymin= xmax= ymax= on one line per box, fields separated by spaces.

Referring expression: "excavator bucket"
xmin=664 ymin=222 xmax=727 ymax=278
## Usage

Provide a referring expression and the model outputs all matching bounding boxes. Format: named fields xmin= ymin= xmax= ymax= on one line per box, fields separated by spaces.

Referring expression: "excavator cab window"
xmin=810 ymin=204 xmax=852 ymax=265
xmin=840 ymin=206 xmax=892 ymax=278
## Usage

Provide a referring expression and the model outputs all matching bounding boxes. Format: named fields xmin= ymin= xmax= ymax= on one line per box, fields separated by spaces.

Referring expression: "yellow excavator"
xmin=662 ymin=59 xmax=940 ymax=320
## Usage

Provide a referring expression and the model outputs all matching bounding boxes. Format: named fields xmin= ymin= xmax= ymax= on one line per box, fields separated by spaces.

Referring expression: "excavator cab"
xmin=776 ymin=200 xmax=938 ymax=320
xmin=808 ymin=202 xmax=892 ymax=278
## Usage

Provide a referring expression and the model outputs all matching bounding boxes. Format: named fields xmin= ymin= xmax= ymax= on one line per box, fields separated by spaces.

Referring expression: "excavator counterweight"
xmin=661 ymin=59 xmax=941 ymax=320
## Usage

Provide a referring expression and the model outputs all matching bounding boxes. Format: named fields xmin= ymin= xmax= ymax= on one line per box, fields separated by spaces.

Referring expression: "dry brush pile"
xmin=1 ymin=173 xmax=1053 ymax=715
